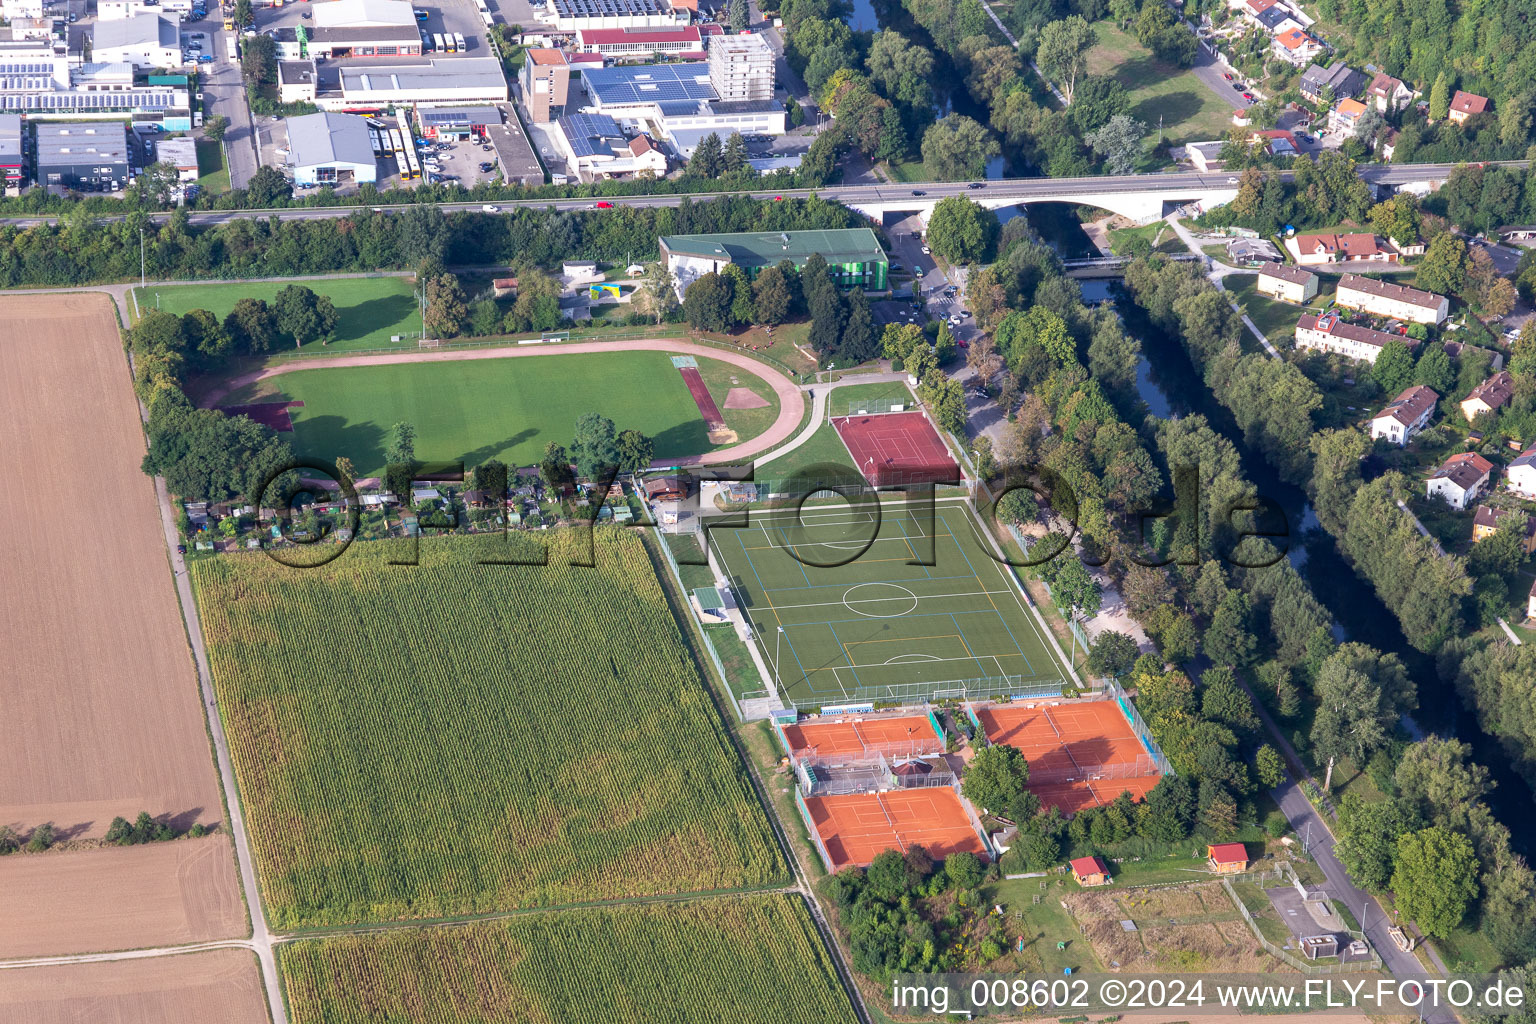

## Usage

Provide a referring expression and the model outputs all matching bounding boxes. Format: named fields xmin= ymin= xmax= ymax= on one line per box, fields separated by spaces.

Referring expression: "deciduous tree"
xmin=1392 ymin=825 xmax=1478 ymax=939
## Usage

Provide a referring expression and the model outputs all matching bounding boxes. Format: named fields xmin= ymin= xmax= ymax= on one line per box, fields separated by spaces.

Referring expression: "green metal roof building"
xmin=660 ymin=227 xmax=888 ymax=295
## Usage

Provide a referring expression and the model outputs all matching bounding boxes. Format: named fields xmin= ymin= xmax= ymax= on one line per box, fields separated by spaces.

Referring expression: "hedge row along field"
xmin=192 ymin=531 xmax=786 ymax=928
xmin=280 ymin=895 xmax=854 ymax=1024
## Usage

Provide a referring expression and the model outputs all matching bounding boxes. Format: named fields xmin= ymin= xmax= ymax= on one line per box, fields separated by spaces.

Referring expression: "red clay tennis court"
xmin=804 ymin=789 xmax=987 ymax=871
xmin=781 ymin=714 xmax=944 ymax=762
xmin=832 ymin=411 xmax=959 ymax=487
xmin=973 ymin=700 xmax=1162 ymax=815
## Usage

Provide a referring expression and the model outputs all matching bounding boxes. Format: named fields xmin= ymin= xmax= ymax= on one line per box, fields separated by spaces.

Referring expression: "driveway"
xmin=203 ymin=26 xmax=258 ymax=189
xmin=1194 ymin=37 xmax=1255 ymax=110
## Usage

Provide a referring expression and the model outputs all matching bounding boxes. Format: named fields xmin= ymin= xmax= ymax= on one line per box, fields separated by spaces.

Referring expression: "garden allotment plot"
xmin=718 ymin=500 xmax=1067 ymax=706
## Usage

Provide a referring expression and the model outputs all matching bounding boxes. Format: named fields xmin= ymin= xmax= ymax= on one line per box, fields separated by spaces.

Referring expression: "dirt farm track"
xmin=0 ymin=295 xmax=231 ymax=948
xmin=0 ymin=948 xmax=269 ymax=1024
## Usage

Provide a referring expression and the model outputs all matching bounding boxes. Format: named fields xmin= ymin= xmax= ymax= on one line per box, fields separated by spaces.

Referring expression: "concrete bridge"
xmin=835 ymin=161 xmax=1525 ymax=227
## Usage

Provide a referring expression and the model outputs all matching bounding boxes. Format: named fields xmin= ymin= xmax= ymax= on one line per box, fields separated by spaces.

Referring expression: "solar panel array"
xmin=557 ymin=111 xmax=625 ymax=158
xmin=551 ymin=0 xmax=669 ymax=18
xmin=582 ymin=62 xmax=715 ymax=107
xmin=0 ymin=89 xmax=177 ymax=111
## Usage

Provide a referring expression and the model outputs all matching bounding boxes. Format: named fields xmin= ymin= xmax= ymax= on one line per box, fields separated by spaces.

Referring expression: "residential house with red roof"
xmin=1448 ymin=90 xmax=1490 ymax=125
xmin=1427 ymin=452 xmax=1494 ymax=510
xmin=1369 ymin=384 xmax=1438 ymax=445
xmin=1367 ymin=72 xmax=1412 ymax=113
xmin=1288 ymin=232 xmax=1399 ymax=265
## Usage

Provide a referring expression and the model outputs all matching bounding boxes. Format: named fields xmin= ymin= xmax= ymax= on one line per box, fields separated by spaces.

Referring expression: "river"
xmin=1111 ymin=288 xmax=1535 ymax=856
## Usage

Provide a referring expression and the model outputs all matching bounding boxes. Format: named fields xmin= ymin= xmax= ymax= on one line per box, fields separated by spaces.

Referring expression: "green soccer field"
xmin=229 ymin=350 xmax=770 ymax=477
xmin=713 ymin=499 xmax=1069 ymax=707
xmin=135 ymin=277 xmax=421 ymax=353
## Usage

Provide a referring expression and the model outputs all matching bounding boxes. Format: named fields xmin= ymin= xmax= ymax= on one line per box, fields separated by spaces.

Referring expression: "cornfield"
xmin=279 ymin=895 xmax=855 ymax=1024
xmin=192 ymin=531 xmax=787 ymax=929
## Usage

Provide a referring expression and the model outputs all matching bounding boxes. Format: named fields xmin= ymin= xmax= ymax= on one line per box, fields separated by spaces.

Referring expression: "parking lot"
xmin=417 ymin=132 xmax=503 ymax=186
xmin=251 ymin=0 xmax=490 ymax=65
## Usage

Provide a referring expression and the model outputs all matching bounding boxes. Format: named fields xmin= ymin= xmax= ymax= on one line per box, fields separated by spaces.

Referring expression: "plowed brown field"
xmin=0 ymin=948 xmax=269 ymax=1024
xmin=0 ymin=835 xmax=246 ymax=958
xmin=0 ymin=293 xmax=230 ymax=952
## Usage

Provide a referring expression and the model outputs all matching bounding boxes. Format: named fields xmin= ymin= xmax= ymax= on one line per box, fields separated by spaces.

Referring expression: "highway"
xmin=0 ymin=162 xmax=1524 ymax=229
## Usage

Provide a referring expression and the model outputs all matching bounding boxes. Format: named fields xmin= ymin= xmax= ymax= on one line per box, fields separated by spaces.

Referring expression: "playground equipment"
xmin=588 ymin=282 xmax=623 ymax=301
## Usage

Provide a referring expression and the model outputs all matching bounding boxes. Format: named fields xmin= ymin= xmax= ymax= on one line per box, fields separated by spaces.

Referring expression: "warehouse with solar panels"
xmin=578 ymin=62 xmax=784 ymax=144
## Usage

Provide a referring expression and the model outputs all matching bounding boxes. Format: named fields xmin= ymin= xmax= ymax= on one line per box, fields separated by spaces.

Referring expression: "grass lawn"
xmin=828 ymin=379 xmax=913 ymax=415
xmin=137 ymin=277 xmax=420 ymax=354
xmin=1108 ymin=222 xmax=1185 ymax=256
xmin=195 ymin=139 xmax=229 ymax=194
xmin=986 ymin=876 xmax=1096 ymax=973
xmin=224 ymin=350 xmax=761 ymax=477
xmin=757 ymin=417 xmax=858 ymax=485
xmin=693 ymin=318 xmax=819 ymax=376
xmin=1085 ymin=20 xmax=1236 ymax=151
xmin=1225 ymin=274 xmax=1311 ymax=347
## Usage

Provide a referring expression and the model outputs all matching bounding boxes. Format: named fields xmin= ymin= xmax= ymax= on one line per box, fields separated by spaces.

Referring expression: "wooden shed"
xmin=1207 ymin=843 xmax=1248 ymax=873
xmin=1070 ymin=855 xmax=1111 ymax=887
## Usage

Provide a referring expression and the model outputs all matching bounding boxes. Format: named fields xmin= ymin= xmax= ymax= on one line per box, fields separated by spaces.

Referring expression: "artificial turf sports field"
xmin=135 ymin=278 xmax=420 ymax=353
xmin=715 ymin=500 xmax=1068 ymax=707
xmin=227 ymin=351 xmax=760 ymax=477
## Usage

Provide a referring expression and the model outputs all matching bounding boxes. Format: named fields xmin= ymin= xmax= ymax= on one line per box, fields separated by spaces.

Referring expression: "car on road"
xmin=911 ymin=189 xmax=926 ymax=196
xmin=1242 ymin=92 xmax=1253 ymax=101
xmin=920 ymin=245 xmax=930 ymax=254
xmin=1227 ymin=176 xmax=1239 ymax=183
xmin=198 ymin=53 xmax=213 ymax=62
xmin=1223 ymin=72 xmax=1233 ymax=80
xmin=772 ymin=194 xmax=783 ymax=201
xmin=482 ymin=204 xmax=500 ymax=212
xmin=960 ymin=309 xmax=972 ymax=318
xmin=967 ymin=181 xmax=985 ymax=189
xmin=595 ymin=201 xmax=614 ymax=208
xmin=1231 ymin=81 xmax=1243 ymax=90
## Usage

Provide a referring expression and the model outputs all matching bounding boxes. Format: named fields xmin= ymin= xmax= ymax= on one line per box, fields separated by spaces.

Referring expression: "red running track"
xmin=679 ymin=366 xmax=727 ymax=431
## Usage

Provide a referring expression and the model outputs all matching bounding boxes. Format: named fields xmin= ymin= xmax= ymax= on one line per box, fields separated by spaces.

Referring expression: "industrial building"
xmin=574 ymin=25 xmax=712 ymax=60
xmin=35 ymin=121 xmax=130 ymax=190
xmin=278 ymin=59 xmax=318 ymax=104
xmin=323 ymin=56 xmax=509 ymax=109
xmin=519 ymin=47 xmax=569 ymax=122
xmin=545 ymin=0 xmax=683 ymax=32
xmin=707 ymin=32 xmax=773 ymax=102
xmin=416 ymin=105 xmax=502 ymax=139
xmin=0 ymin=53 xmax=190 ymax=128
xmin=309 ymin=0 xmax=423 ymax=58
xmin=98 ymin=0 xmax=150 ymax=18
xmin=660 ymin=228 xmax=888 ymax=298
xmin=91 ymin=13 xmax=181 ymax=69
xmin=153 ymin=135 xmax=199 ymax=180
xmin=0 ymin=113 xmax=20 ymax=186
xmin=580 ymin=61 xmax=785 ymax=141
xmin=553 ymin=111 xmax=667 ymax=179
xmin=285 ymin=110 xmax=378 ymax=186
